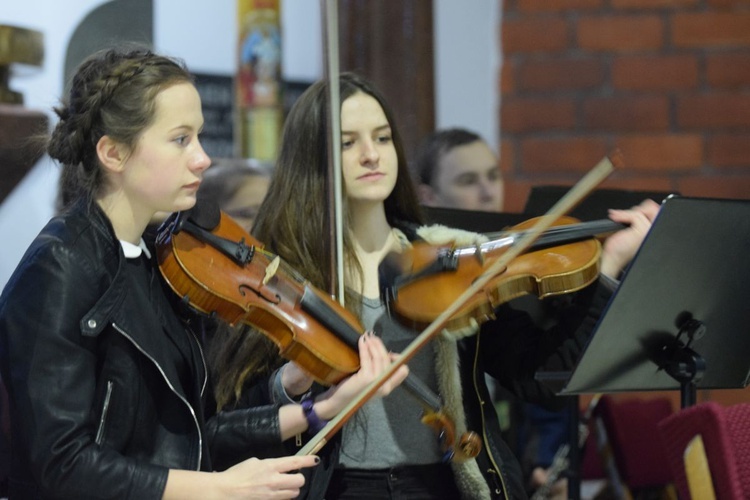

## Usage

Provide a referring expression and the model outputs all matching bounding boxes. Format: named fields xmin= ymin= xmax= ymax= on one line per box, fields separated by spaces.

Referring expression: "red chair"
xmin=658 ymin=401 xmax=750 ymax=500
xmin=592 ymin=395 xmax=675 ymax=496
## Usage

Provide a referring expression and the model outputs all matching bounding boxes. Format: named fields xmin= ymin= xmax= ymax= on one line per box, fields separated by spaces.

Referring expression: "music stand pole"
xmin=567 ymin=396 xmax=581 ymax=500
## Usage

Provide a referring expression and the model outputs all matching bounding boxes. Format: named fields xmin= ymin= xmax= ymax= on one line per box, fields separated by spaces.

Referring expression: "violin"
xmin=155 ymin=202 xmax=481 ymax=462
xmin=381 ymin=216 xmax=625 ymax=331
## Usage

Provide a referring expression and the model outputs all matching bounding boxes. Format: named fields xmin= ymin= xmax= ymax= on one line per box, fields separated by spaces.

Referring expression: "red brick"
xmin=517 ymin=57 xmax=606 ymax=92
xmin=613 ymin=134 xmax=703 ymax=171
xmin=677 ymin=175 xmax=750 ymax=199
xmin=503 ymin=178 xmax=534 ymax=213
xmin=520 ymin=137 xmax=610 ymax=173
xmin=577 ymin=15 xmax=664 ymax=52
xmin=503 ymin=0 xmax=519 ymax=13
xmin=707 ymin=133 xmax=750 ymax=167
xmin=706 ymin=53 xmax=750 ymax=89
xmin=612 ymin=55 xmax=698 ymax=91
xmin=501 ymin=61 xmax=516 ymax=95
xmin=673 ymin=12 xmax=750 ymax=48
xmin=583 ymin=96 xmax=670 ymax=132
xmin=598 ymin=176 xmax=676 ymax=194
xmin=503 ymin=18 xmax=570 ymax=54
xmin=612 ymin=0 xmax=698 ymax=9
xmin=517 ymin=0 xmax=603 ymax=12
xmin=500 ymin=138 xmax=516 ymax=175
xmin=501 ymin=97 xmax=577 ymax=133
xmin=708 ymin=0 xmax=750 ymax=6
xmin=677 ymin=93 xmax=750 ymax=129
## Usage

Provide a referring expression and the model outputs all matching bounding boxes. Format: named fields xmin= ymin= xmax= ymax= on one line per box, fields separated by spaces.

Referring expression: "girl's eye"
xmin=377 ymin=134 xmax=392 ymax=144
xmin=175 ymin=135 xmax=189 ymax=146
xmin=341 ymin=138 xmax=354 ymax=149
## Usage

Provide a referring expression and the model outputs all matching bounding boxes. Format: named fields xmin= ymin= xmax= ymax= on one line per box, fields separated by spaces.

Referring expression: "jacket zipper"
xmin=472 ymin=333 xmax=509 ymax=499
xmin=186 ymin=327 xmax=209 ymax=398
xmin=113 ymin=323 xmax=203 ymax=470
xmin=95 ymin=380 xmax=114 ymax=445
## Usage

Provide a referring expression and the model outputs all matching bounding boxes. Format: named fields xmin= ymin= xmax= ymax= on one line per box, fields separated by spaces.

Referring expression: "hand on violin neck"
xmin=313 ymin=332 xmax=409 ymax=420
xmin=600 ymin=199 xmax=661 ymax=279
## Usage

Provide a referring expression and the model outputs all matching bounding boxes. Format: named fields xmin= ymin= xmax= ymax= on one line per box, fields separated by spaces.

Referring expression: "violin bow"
xmin=321 ymin=0 xmax=346 ymax=305
xmin=297 ymin=151 xmax=622 ymax=457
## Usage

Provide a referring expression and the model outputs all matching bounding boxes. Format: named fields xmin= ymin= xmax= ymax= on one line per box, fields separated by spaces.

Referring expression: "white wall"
xmin=0 ymin=1 xmax=499 ymax=290
xmin=1 ymin=0 xmax=240 ymax=289
xmin=434 ymin=0 xmax=500 ymax=151
xmin=1 ymin=1 xmax=112 ymax=290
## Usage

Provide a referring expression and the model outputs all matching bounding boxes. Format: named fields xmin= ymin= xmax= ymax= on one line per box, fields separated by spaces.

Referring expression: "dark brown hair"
xmin=253 ymin=71 xmax=424 ymax=298
xmin=49 ymin=46 xmax=193 ymax=210
xmin=413 ymin=127 xmax=482 ymax=187
xmin=209 ymin=72 xmax=425 ymax=409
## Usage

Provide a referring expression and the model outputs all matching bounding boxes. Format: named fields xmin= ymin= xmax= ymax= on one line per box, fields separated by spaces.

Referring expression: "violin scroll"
xmin=421 ymin=410 xmax=482 ymax=463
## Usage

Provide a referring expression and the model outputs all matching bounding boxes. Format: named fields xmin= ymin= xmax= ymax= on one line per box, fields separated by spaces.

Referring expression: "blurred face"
xmin=340 ymin=92 xmax=398 ymax=207
xmin=423 ymin=140 xmax=503 ymax=212
xmin=120 ymin=82 xmax=211 ymax=217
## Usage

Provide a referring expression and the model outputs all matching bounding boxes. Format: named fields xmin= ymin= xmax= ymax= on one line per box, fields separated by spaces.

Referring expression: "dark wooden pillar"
xmin=337 ymin=0 xmax=434 ymax=163
xmin=0 ymin=24 xmax=47 ymax=203
xmin=0 ymin=104 xmax=48 ymax=203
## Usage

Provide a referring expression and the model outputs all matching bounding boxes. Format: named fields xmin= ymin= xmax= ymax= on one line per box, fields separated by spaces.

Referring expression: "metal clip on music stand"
xmin=560 ymin=195 xmax=750 ymax=407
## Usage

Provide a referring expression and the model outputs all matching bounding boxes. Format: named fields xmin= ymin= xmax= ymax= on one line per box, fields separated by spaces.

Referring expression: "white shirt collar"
xmin=120 ymin=239 xmax=152 ymax=259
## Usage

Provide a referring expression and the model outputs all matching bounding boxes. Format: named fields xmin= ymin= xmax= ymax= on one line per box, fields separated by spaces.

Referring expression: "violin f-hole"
xmin=239 ymin=283 xmax=280 ymax=305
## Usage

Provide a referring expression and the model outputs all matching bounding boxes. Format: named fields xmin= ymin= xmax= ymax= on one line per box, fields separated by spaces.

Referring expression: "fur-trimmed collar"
xmin=401 ymin=224 xmax=491 ymax=499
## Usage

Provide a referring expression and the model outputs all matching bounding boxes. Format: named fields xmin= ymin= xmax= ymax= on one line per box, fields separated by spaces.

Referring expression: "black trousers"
xmin=327 ymin=463 xmax=462 ymax=500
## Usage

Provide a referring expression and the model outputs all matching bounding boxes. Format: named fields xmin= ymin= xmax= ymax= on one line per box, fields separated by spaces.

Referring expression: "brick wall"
xmin=500 ymin=0 xmax=750 ymax=212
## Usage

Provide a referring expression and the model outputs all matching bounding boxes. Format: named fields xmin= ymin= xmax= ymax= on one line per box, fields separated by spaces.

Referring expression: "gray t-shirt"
xmin=338 ymin=296 xmax=444 ymax=469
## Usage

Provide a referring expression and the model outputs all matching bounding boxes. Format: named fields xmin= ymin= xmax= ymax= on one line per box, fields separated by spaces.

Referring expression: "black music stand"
xmin=421 ymin=205 xmax=528 ymax=232
xmin=561 ymin=195 xmax=750 ymax=405
xmin=523 ymin=186 xmax=675 ymax=221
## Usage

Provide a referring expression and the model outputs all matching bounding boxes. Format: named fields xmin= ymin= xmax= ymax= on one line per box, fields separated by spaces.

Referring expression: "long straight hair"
xmin=209 ymin=73 xmax=424 ymax=409
xmin=253 ymin=72 xmax=424 ymax=304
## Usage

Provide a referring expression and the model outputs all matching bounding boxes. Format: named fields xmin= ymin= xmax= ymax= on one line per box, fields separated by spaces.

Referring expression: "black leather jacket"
xmin=0 ymin=200 xmax=283 ymax=499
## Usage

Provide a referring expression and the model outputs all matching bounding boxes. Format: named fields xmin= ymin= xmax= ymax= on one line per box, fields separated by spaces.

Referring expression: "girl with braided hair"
xmin=0 ymin=47 xmax=405 ymax=499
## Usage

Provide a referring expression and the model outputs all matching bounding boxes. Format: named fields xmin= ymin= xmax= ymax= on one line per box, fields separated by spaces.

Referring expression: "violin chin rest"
xmin=187 ymin=198 xmax=222 ymax=230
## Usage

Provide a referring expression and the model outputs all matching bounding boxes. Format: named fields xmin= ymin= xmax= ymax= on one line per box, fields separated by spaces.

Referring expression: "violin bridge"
xmin=473 ymin=243 xmax=485 ymax=266
xmin=263 ymin=256 xmax=280 ymax=285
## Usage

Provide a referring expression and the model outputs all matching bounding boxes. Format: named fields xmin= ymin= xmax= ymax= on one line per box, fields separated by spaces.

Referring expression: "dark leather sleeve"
xmin=205 ymin=404 xmax=287 ymax=470
xmin=0 ymin=238 xmax=168 ymax=499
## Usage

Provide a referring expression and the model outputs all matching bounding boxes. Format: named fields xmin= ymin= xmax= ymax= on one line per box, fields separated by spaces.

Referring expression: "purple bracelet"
xmin=301 ymin=396 xmax=328 ymax=434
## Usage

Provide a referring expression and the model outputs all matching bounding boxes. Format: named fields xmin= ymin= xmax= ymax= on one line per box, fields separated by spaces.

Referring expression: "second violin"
xmin=381 ymin=216 xmax=625 ymax=331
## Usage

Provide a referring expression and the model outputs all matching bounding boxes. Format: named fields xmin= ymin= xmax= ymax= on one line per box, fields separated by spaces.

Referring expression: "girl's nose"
xmin=193 ymin=141 xmax=212 ymax=172
xmin=360 ymin=140 xmax=379 ymax=165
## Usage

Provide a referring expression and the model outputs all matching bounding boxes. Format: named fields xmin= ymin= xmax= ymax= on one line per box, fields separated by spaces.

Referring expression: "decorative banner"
xmin=236 ymin=0 xmax=282 ymax=161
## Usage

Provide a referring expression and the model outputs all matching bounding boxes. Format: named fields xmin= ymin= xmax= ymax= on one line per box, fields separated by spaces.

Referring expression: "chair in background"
xmin=658 ymin=401 xmax=750 ymax=500
xmin=592 ymin=395 xmax=676 ymax=499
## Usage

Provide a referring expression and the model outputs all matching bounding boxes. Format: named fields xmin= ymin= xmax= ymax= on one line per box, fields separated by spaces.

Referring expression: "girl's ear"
xmin=96 ymin=135 xmax=127 ymax=173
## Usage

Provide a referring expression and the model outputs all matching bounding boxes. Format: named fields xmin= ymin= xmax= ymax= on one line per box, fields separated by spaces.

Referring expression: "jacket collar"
xmin=76 ymin=201 xmax=130 ymax=338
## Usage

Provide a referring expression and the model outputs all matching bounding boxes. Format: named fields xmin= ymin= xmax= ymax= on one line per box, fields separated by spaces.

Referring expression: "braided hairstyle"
xmin=48 ymin=47 xmax=193 ymax=210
